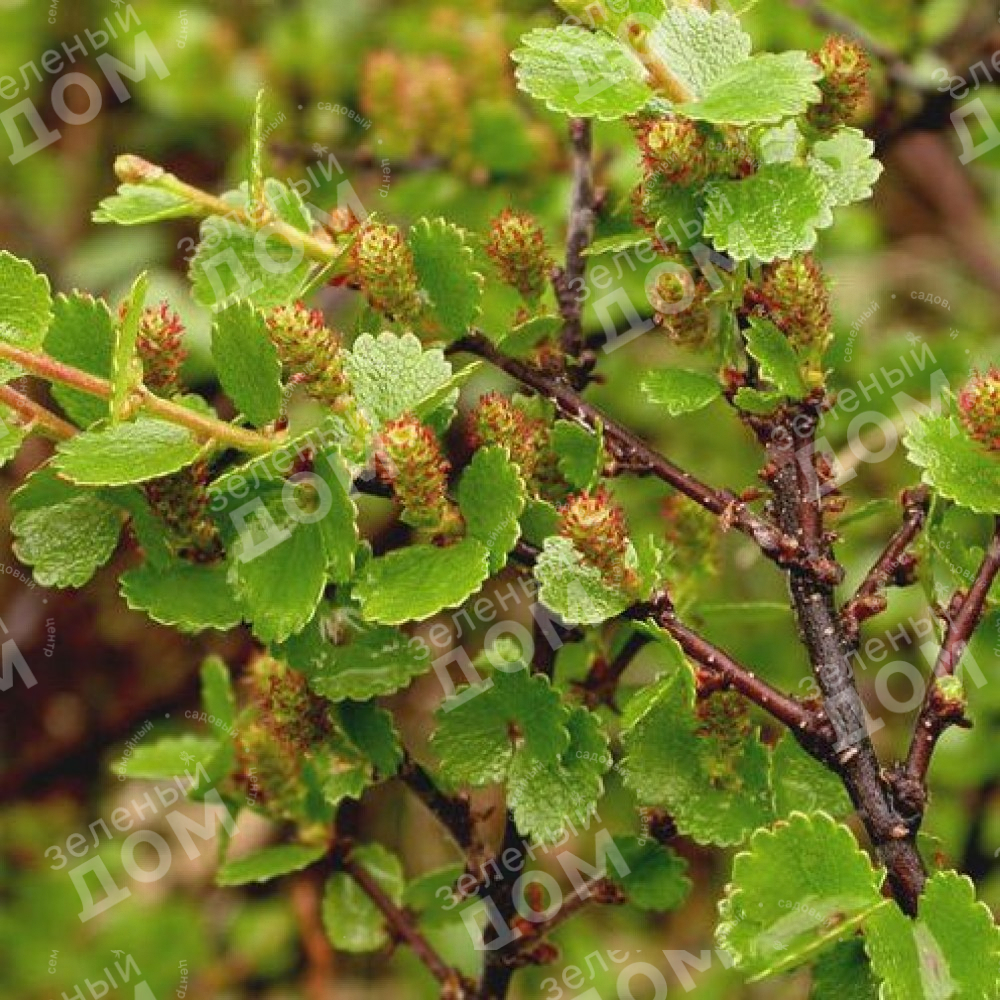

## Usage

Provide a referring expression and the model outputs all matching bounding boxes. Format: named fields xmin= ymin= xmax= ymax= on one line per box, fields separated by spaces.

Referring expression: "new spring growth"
xmin=636 ymin=119 xmax=749 ymax=186
xmin=350 ymin=221 xmax=422 ymax=322
xmin=486 ymin=208 xmax=552 ymax=303
xmin=264 ymin=302 xmax=348 ymax=409
xmin=375 ymin=413 xmax=462 ymax=538
xmin=469 ymin=391 xmax=552 ymax=487
xmin=125 ymin=302 xmax=187 ymax=397
xmin=958 ymin=367 xmax=1000 ymax=450
xmin=143 ymin=460 xmax=221 ymax=563
xmin=651 ymin=263 xmax=715 ymax=349
xmin=559 ymin=488 xmax=640 ymax=593
xmin=809 ymin=36 xmax=871 ymax=133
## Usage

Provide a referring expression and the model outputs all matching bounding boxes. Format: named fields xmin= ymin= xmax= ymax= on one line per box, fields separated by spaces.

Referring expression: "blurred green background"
xmin=1 ymin=0 xmax=999 ymax=996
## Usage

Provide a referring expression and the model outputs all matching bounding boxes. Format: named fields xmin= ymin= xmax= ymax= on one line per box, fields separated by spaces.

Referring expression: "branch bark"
xmin=0 ymin=382 xmax=77 ymax=441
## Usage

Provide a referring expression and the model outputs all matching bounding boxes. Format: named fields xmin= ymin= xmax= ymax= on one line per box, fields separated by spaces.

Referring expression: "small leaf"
xmin=552 ymin=421 xmax=604 ymax=490
xmin=641 ymin=368 xmax=721 ymax=415
xmin=0 ymin=407 xmax=24 ymax=467
xmin=189 ymin=180 xmax=316 ymax=309
xmin=120 ymin=560 xmax=243 ymax=633
xmin=646 ymin=6 xmax=752 ymax=100
xmin=512 ymin=26 xmax=653 ymax=121
xmin=409 ymin=218 xmax=483 ymax=340
xmin=211 ymin=302 xmax=282 ymax=427
xmin=534 ymin=535 xmax=631 ymax=626
xmin=864 ymin=871 xmax=1000 ymax=1000
xmin=120 ymin=734 xmax=221 ymax=780
xmin=770 ymin=733 xmax=852 ymax=820
xmin=353 ymin=539 xmax=490 ymax=625
xmin=702 ymin=164 xmax=833 ymax=263
xmin=500 ymin=315 xmax=563 ymax=356
xmin=322 ymin=844 xmax=405 ymax=953
xmin=111 ymin=272 xmax=149 ymax=421
xmin=0 ymin=251 xmax=53 ymax=383
xmin=11 ymin=469 xmax=122 ymax=588
xmin=744 ymin=317 xmax=807 ymax=398
xmin=717 ymin=812 xmax=885 ymax=980
xmin=810 ymin=127 xmax=883 ymax=209
xmin=44 ymin=293 xmax=116 ymax=427
xmin=276 ymin=604 xmax=431 ymax=702
xmin=201 ymin=656 xmax=236 ymax=732
xmin=811 ymin=940 xmax=879 ymax=999
xmin=521 ymin=498 xmax=560 ymax=547
xmin=217 ymin=843 xmax=327 ymax=887
xmin=345 ymin=332 xmax=455 ymax=429
xmin=582 ymin=232 xmax=651 ymax=257
xmin=93 ymin=184 xmax=196 ymax=225
xmin=678 ymin=52 xmax=822 ymax=125
xmin=734 ymin=387 xmax=785 ymax=414
xmin=904 ymin=413 xmax=1000 ymax=514
xmin=609 ymin=836 xmax=692 ymax=912
xmin=54 ymin=417 xmax=203 ymax=486
xmin=403 ymin=865 xmax=465 ymax=926
xmin=621 ymin=667 xmax=774 ymax=846
xmin=337 ymin=701 xmax=403 ymax=779
xmin=458 ymin=446 xmax=527 ymax=573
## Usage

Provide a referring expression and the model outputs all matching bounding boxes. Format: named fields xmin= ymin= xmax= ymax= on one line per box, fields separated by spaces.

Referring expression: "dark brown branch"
xmin=450 ymin=332 xmax=841 ymax=584
xmin=554 ymin=118 xmax=595 ymax=365
xmin=903 ymin=519 xmax=1000 ymax=802
xmin=575 ymin=631 xmax=651 ymax=710
xmin=639 ymin=595 xmax=829 ymax=743
xmin=400 ymin=753 xmax=479 ymax=856
xmin=340 ymin=850 xmax=474 ymax=994
xmin=841 ymin=485 xmax=931 ymax=642
xmin=756 ymin=401 xmax=927 ymax=915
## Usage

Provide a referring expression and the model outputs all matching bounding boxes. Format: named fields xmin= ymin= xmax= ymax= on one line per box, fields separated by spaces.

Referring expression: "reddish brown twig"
xmin=400 ymin=753 xmax=480 ymax=856
xmin=0 ymin=383 xmax=78 ymax=442
xmin=575 ymin=631 xmax=651 ymax=711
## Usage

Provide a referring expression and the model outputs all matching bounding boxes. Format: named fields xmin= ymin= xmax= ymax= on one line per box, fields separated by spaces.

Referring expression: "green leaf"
xmin=512 ymin=26 xmax=653 ymax=121
xmin=409 ymin=218 xmax=483 ymax=340
xmin=111 ymin=272 xmax=148 ymax=421
xmin=609 ymin=836 xmax=691 ymax=912
xmin=534 ymin=535 xmax=631 ymax=626
xmin=717 ymin=812 xmax=885 ymax=980
xmin=217 ymin=843 xmax=327 ymax=887
xmin=864 ymin=871 xmax=1000 ymax=999
xmin=646 ymin=7 xmax=752 ymax=100
xmin=322 ymin=844 xmax=405 ymax=953
xmin=744 ymin=317 xmax=807 ymax=398
xmin=345 ymin=332 xmax=454 ymax=429
xmin=641 ymin=368 xmax=721 ymax=415
xmin=353 ymin=539 xmax=490 ymax=625
xmin=645 ymin=177 xmax=704 ymax=251
xmin=44 ymin=293 xmax=116 ymax=427
xmin=508 ymin=706 xmax=610 ymax=843
xmin=810 ymin=127 xmax=883 ymax=209
xmin=811 ymin=940 xmax=879 ymax=999
xmin=499 ymin=315 xmax=563 ymax=356
xmin=277 ymin=604 xmax=431 ymax=702
xmin=201 ymin=656 xmax=236 ymax=732
xmin=621 ymin=667 xmax=773 ymax=845
xmin=770 ymin=733 xmax=852 ymax=820
xmin=582 ymin=232 xmax=651 ymax=257
xmin=11 ymin=469 xmax=122 ymax=588
xmin=904 ymin=413 xmax=1000 ymax=514
xmin=521 ymin=498 xmax=560 ymax=547
xmin=54 ymin=417 xmax=203 ymax=486
xmin=337 ymin=701 xmax=403 ymax=779
xmin=120 ymin=560 xmax=243 ymax=633
xmin=0 ymin=251 xmax=53 ymax=384
xmin=432 ymin=667 xmax=569 ymax=787
xmin=230 ymin=505 xmax=329 ymax=644
xmin=837 ymin=497 xmax=897 ymax=529
xmin=678 ymin=52 xmax=822 ymax=125
xmin=189 ymin=180 xmax=315 ymax=309
xmin=0 ymin=407 xmax=24 ymax=466
xmin=458 ymin=446 xmax=527 ymax=573
xmin=120 ymin=734 xmax=222 ymax=780
xmin=211 ymin=302 xmax=282 ymax=427
xmin=93 ymin=184 xmax=196 ymax=225
xmin=552 ymin=421 xmax=604 ymax=490
xmin=734 ymin=387 xmax=786 ymax=414
xmin=702 ymin=164 xmax=833 ymax=263
xmin=402 ymin=865 xmax=465 ymax=926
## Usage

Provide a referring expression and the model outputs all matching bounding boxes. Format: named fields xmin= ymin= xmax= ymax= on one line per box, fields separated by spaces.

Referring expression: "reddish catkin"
xmin=350 ymin=221 xmax=422 ymax=322
xmin=143 ymin=460 xmax=221 ymax=562
xmin=558 ymin=488 xmax=639 ymax=592
xmin=485 ymin=209 xmax=551 ymax=302
xmin=469 ymin=391 xmax=550 ymax=484
xmin=958 ymin=368 xmax=1000 ymax=451
xmin=128 ymin=302 xmax=187 ymax=396
xmin=375 ymin=414 xmax=461 ymax=535
xmin=744 ymin=254 xmax=832 ymax=356
xmin=809 ymin=35 xmax=871 ymax=132
xmin=264 ymin=302 xmax=348 ymax=409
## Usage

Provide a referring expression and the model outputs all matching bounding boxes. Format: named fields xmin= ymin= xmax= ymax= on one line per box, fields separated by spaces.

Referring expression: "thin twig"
xmin=903 ymin=519 xmax=1000 ymax=804
xmin=449 ymin=331 xmax=842 ymax=584
xmin=0 ymin=383 xmax=77 ymax=441
xmin=841 ymin=485 xmax=931 ymax=642
xmin=400 ymin=753 xmax=479 ymax=856
xmin=575 ymin=631 xmax=651 ymax=710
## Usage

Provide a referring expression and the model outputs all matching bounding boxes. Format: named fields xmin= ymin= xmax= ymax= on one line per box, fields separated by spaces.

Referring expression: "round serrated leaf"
xmin=322 ymin=844 xmax=405 ymax=953
xmin=120 ymin=560 xmax=244 ymax=633
xmin=641 ymin=368 xmax=722 ymax=416
xmin=717 ymin=812 xmax=885 ymax=981
xmin=217 ymin=844 xmax=327 ymax=887
xmin=535 ymin=536 xmax=631 ymax=626
xmin=609 ymin=836 xmax=692 ymax=912
xmin=904 ymin=413 xmax=1000 ymax=514
xmin=409 ymin=218 xmax=483 ymax=340
xmin=458 ymin=446 xmax=526 ymax=573
xmin=0 ymin=251 xmax=53 ymax=384
xmin=211 ymin=302 xmax=282 ymax=427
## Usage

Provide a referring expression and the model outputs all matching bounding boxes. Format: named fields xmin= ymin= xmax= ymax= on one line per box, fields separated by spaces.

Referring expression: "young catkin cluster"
xmin=958 ymin=368 xmax=1000 ymax=450
xmin=486 ymin=209 xmax=551 ymax=302
xmin=131 ymin=302 xmax=187 ymax=396
xmin=349 ymin=221 xmax=423 ymax=322
xmin=558 ymin=488 xmax=639 ymax=593
xmin=264 ymin=302 xmax=348 ymax=409
xmin=809 ymin=36 xmax=871 ymax=133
